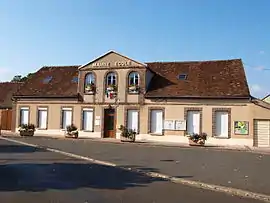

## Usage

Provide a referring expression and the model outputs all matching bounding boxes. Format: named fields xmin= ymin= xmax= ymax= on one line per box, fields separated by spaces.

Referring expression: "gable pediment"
xmin=79 ymin=51 xmax=145 ymax=70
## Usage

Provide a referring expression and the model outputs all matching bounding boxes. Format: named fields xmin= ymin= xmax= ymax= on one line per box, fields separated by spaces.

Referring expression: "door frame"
xmin=212 ymin=108 xmax=231 ymax=138
xmin=215 ymin=111 xmax=229 ymax=138
xmin=102 ymin=107 xmax=117 ymax=138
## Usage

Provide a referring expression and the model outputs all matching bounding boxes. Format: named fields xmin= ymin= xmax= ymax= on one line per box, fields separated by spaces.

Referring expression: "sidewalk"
xmin=1 ymin=130 xmax=270 ymax=155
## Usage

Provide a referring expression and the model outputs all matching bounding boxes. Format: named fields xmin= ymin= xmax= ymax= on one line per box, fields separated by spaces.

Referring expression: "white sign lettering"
xmin=92 ymin=62 xmax=110 ymax=67
xmin=92 ymin=61 xmax=132 ymax=67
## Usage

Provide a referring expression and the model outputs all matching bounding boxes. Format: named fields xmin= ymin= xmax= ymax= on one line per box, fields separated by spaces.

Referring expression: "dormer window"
xmin=128 ymin=71 xmax=139 ymax=93
xmin=84 ymin=73 xmax=96 ymax=94
xmin=178 ymin=74 xmax=187 ymax=80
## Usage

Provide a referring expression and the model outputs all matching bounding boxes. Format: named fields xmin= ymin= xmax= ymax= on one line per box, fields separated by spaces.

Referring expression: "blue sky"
xmin=0 ymin=0 xmax=269 ymax=98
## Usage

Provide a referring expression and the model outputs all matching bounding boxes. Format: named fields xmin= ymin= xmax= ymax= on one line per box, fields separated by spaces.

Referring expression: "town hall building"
xmin=11 ymin=51 xmax=270 ymax=147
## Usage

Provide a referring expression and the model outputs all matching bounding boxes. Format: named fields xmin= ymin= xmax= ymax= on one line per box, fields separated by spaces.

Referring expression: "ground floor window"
xmin=37 ymin=107 xmax=48 ymax=129
xmin=127 ymin=109 xmax=139 ymax=133
xmin=150 ymin=109 xmax=163 ymax=134
xmin=19 ymin=107 xmax=29 ymax=126
xmin=61 ymin=107 xmax=72 ymax=129
xmin=82 ymin=108 xmax=94 ymax=131
xmin=215 ymin=111 xmax=229 ymax=138
xmin=187 ymin=111 xmax=200 ymax=134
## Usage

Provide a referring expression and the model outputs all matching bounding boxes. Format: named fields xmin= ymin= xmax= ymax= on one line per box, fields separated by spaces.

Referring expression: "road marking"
xmin=1 ymin=136 xmax=270 ymax=203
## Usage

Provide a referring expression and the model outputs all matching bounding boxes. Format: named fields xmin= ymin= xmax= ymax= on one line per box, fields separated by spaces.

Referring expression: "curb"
xmin=1 ymin=136 xmax=270 ymax=203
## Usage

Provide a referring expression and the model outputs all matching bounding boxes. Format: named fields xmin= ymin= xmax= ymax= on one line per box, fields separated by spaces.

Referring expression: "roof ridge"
xmin=146 ymin=58 xmax=241 ymax=64
xmin=42 ymin=65 xmax=81 ymax=68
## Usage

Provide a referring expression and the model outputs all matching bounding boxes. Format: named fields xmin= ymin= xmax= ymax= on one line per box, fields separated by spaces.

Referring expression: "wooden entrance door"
xmin=1 ymin=109 xmax=12 ymax=130
xmin=104 ymin=108 xmax=116 ymax=138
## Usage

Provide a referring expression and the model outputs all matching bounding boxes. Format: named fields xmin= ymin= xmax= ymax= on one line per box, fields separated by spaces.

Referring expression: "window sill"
xmin=212 ymin=136 xmax=230 ymax=139
xmin=84 ymin=92 xmax=95 ymax=95
xmin=128 ymin=92 xmax=139 ymax=95
xmin=149 ymin=133 xmax=164 ymax=136
xmin=37 ymin=128 xmax=47 ymax=130
xmin=82 ymin=130 xmax=94 ymax=132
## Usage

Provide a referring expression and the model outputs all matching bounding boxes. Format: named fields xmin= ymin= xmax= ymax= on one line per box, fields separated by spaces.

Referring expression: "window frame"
xmin=60 ymin=107 xmax=73 ymax=130
xmin=148 ymin=107 xmax=165 ymax=135
xmin=19 ymin=107 xmax=30 ymax=126
xmin=106 ymin=72 xmax=117 ymax=86
xmin=81 ymin=107 xmax=94 ymax=132
xmin=125 ymin=107 xmax=140 ymax=134
xmin=37 ymin=107 xmax=48 ymax=130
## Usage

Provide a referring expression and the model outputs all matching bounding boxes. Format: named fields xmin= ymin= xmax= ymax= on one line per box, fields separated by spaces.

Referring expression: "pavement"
xmin=3 ymin=131 xmax=270 ymax=155
xmin=0 ymin=137 xmax=263 ymax=203
xmin=1 ymin=134 xmax=270 ymax=196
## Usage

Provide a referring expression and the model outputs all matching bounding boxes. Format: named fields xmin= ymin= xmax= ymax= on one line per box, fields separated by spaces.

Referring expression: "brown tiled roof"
xmin=145 ymin=59 xmax=250 ymax=98
xmin=13 ymin=66 xmax=80 ymax=98
xmin=0 ymin=82 xmax=23 ymax=108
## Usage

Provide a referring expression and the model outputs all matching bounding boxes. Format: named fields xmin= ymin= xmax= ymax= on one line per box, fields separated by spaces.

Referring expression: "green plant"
xmin=187 ymin=132 xmax=207 ymax=144
xmin=19 ymin=123 xmax=36 ymax=132
xmin=118 ymin=125 xmax=136 ymax=139
xmin=66 ymin=124 xmax=78 ymax=132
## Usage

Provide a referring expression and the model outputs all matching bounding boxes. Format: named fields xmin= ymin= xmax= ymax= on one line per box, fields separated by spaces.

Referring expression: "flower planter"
xmin=188 ymin=139 xmax=205 ymax=146
xmin=19 ymin=131 xmax=34 ymax=136
xmin=107 ymin=86 xmax=115 ymax=91
xmin=120 ymin=136 xmax=135 ymax=142
xmin=65 ymin=131 xmax=78 ymax=139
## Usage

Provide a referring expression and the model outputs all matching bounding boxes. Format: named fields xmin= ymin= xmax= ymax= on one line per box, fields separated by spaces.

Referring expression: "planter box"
xmin=120 ymin=136 xmax=135 ymax=142
xmin=19 ymin=131 xmax=34 ymax=136
xmin=65 ymin=131 xmax=78 ymax=139
xmin=189 ymin=139 xmax=205 ymax=146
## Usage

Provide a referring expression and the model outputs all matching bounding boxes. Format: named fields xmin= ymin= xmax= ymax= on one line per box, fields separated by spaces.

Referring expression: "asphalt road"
xmin=5 ymin=136 xmax=270 ymax=196
xmin=0 ymin=137 xmax=267 ymax=203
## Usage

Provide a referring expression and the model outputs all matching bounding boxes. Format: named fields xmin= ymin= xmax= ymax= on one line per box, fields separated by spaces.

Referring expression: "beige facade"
xmin=13 ymin=51 xmax=270 ymax=147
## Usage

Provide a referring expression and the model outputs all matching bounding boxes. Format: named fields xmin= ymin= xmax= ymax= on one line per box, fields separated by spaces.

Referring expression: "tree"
xmin=11 ymin=73 xmax=34 ymax=82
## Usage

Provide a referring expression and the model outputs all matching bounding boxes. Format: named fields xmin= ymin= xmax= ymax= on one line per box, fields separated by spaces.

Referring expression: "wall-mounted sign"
xmin=92 ymin=61 xmax=132 ymax=67
xmin=95 ymin=119 xmax=100 ymax=126
xmin=234 ymin=121 xmax=249 ymax=135
xmin=164 ymin=120 xmax=175 ymax=130
xmin=175 ymin=120 xmax=186 ymax=131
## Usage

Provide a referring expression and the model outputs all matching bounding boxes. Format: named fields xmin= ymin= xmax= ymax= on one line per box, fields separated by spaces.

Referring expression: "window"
xmin=85 ymin=73 xmax=95 ymax=93
xmin=61 ymin=108 xmax=72 ymax=129
xmin=37 ymin=107 xmax=48 ymax=129
xmin=178 ymin=74 xmax=187 ymax=80
xmin=128 ymin=72 xmax=139 ymax=86
xmin=150 ymin=109 xmax=163 ymax=134
xmin=128 ymin=72 xmax=139 ymax=93
xmin=19 ymin=107 xmax=29 ymax=126
xmin=106 ymin=72 xmax=117 ymax=86
xmin=72 ymin=76 xmax=78 ymax=83
xmin=82 ymin=108 xmax=94 ymax=131
xmin=85 ymin=73 xmax=95 ymax=85
xmin=127 ymin=110 xmax=139 ymax=133
xmin=43 ymin=76 xmax=53 ymax=84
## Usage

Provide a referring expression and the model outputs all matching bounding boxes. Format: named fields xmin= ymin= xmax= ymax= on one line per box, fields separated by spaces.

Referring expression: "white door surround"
xmin=127 ymin=109 xmax=139 ymax=133
xmin=254 ymin=120 xmax=270 ymax=147
xmin=187 ymin=111 xmax=201 ymax=134
xmin=215 ymin=111 xmax=229 ymax=138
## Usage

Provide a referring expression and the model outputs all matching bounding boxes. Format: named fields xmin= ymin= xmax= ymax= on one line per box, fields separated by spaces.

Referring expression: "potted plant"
xmin=65 ymin=124 xmax=79 ymax=138
xmin=118 ymin=125 xmax=136 ymax=142
xmin=18 ymin=124 xmax=36 ymax=136
xmin=187 ymin=132 xmax=207 ymax=146
xmin=128 ymin=84 xmax=139 ymax=92
xmin=106 ymin=84 xmax=117 ymax=92
xmin=85 ymin=83 xmax=95 ymax=93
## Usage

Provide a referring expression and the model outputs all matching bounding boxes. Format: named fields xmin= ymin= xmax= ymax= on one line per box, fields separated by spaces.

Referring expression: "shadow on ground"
xmin=0 ymin=162 xmax=166 ymax=192
xmin=0 ymin=145 xmax=45 ymax=153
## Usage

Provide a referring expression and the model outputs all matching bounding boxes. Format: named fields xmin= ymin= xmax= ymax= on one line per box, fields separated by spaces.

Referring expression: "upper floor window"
xmin=105 ymin=72 xmax=117 ymax=97
xmin=128 ymin=71 xmax=140 ymax=93
xmin=84 ymin=73 xmax=96 ymax=94
xmin=106 ymin=72 xmax=117 ymax=86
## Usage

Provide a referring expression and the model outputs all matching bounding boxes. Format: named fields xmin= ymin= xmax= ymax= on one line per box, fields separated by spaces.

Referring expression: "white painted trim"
xmin=38 ymin=107 xmax=48 ymax=110
xmin=62 ymin=107 xmax=72 ymax=111
xmin=82 ymin=108 xmax=93 ymax=111
xmin=20 ymin=107 xmax=29 ymax=110
xmin=78 ymin=50 xmax=147 ymax=69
